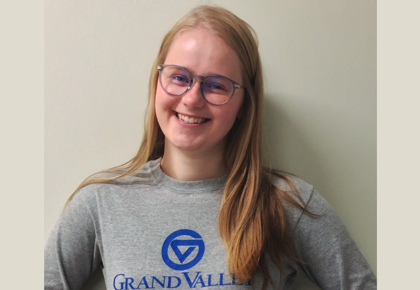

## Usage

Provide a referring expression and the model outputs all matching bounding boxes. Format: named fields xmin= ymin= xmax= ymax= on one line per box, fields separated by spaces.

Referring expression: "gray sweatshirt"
xmin=44 ymin=158 xmax=376 ymax=290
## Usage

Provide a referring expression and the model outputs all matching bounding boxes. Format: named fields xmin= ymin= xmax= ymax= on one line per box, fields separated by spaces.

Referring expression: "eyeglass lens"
xmin=159 ymin=66 xmax=235 ymax=105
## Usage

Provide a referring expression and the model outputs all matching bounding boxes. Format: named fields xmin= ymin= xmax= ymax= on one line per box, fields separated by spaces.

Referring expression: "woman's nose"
xmin=181 ymin=78 xmax=205 ymax=108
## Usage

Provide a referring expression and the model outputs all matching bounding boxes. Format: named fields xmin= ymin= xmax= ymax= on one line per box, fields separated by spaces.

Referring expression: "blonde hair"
xmin=66 ymin=5 xmax=308 ymax=289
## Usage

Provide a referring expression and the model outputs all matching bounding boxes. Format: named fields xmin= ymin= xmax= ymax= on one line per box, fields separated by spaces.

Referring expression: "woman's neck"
xmin=160 ymin=147 xmax=227 ymax=181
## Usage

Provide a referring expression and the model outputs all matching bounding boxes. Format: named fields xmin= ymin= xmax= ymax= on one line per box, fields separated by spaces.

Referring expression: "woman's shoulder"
xmin=268 ymin=172 xmax=314 ymax=205
xmin=90 ymin=158 xmax=161 ymax=182
xmin=268 ymin=171 xmax=348 ymax=236
xmin=71 ymin=159 xmax=163 ymax=204
xmin=267 ymin=171 xmax=334 ymax=230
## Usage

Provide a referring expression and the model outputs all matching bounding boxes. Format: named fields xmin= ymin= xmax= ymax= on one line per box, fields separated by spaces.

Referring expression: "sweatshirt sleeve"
xmin=289 ymin=188 xmax=377 ymax=290
xmin=44 ymin=189 xmax=102 ymax=290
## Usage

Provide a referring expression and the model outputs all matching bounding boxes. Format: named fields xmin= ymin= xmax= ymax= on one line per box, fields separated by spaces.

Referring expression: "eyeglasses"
xmin=157 ymin=64 xmax=244 ymax=106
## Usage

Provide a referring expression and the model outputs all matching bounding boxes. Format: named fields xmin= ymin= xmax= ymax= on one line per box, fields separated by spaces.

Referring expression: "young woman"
xmin=45 ymin=5 xmax=377 ymax=290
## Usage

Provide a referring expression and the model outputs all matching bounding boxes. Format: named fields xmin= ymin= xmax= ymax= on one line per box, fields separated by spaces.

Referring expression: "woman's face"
xmin=155 ymin=27 xmax=244 ymax=157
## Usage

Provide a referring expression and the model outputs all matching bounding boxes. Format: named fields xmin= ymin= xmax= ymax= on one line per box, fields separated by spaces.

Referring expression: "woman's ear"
xmin=236 ymin=106 xmax=244 ymax=119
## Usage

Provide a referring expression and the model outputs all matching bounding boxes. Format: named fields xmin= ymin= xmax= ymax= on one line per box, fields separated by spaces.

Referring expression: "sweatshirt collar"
xmin=147 ymin=158 xmax=227 ymax=194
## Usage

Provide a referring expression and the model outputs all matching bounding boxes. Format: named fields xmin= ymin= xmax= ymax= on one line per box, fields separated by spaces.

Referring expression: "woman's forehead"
xmin=164 ymin=27 xmax=242 ymax=82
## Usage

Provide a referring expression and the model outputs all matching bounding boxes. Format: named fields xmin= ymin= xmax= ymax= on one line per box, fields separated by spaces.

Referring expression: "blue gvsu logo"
xmin=161 ymin=229 xmax=205 ymax=271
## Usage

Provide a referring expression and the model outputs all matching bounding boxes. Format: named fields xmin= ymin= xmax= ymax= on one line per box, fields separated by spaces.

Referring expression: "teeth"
xmin=177 ymin=113 xmax=206 ymax=124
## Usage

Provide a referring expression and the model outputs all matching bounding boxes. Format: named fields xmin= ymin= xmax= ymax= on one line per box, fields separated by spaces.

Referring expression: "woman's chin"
xmin=165 ymin=138 xmax=225 ymax=157
xmin=169 ymin=142 xmax=206 ymax=155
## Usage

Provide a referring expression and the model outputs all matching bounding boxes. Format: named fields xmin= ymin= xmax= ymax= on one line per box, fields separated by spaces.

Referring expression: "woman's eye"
xmin=205 ymin=82 xmax=226 ymax=92
xmin=210 ymin=83 xmax=223 ymax=89
xmin=203 ymin=76 xmax=231 ymax=94
xmin=171 ymin=75 xmax=189 ymax=84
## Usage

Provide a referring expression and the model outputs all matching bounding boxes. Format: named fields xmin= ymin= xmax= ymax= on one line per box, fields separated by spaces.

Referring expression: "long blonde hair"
xmin=66 ymin=5 xmax=308 ymax=289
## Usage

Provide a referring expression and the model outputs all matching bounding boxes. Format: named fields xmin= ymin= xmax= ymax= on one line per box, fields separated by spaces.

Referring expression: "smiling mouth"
xmin=176 ymin=112 xmax=209 ymax=124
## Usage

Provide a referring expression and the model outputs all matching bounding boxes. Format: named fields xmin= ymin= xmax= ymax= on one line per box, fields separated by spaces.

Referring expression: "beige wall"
xmin=45 ymin=1 xmax=376 ymax=289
